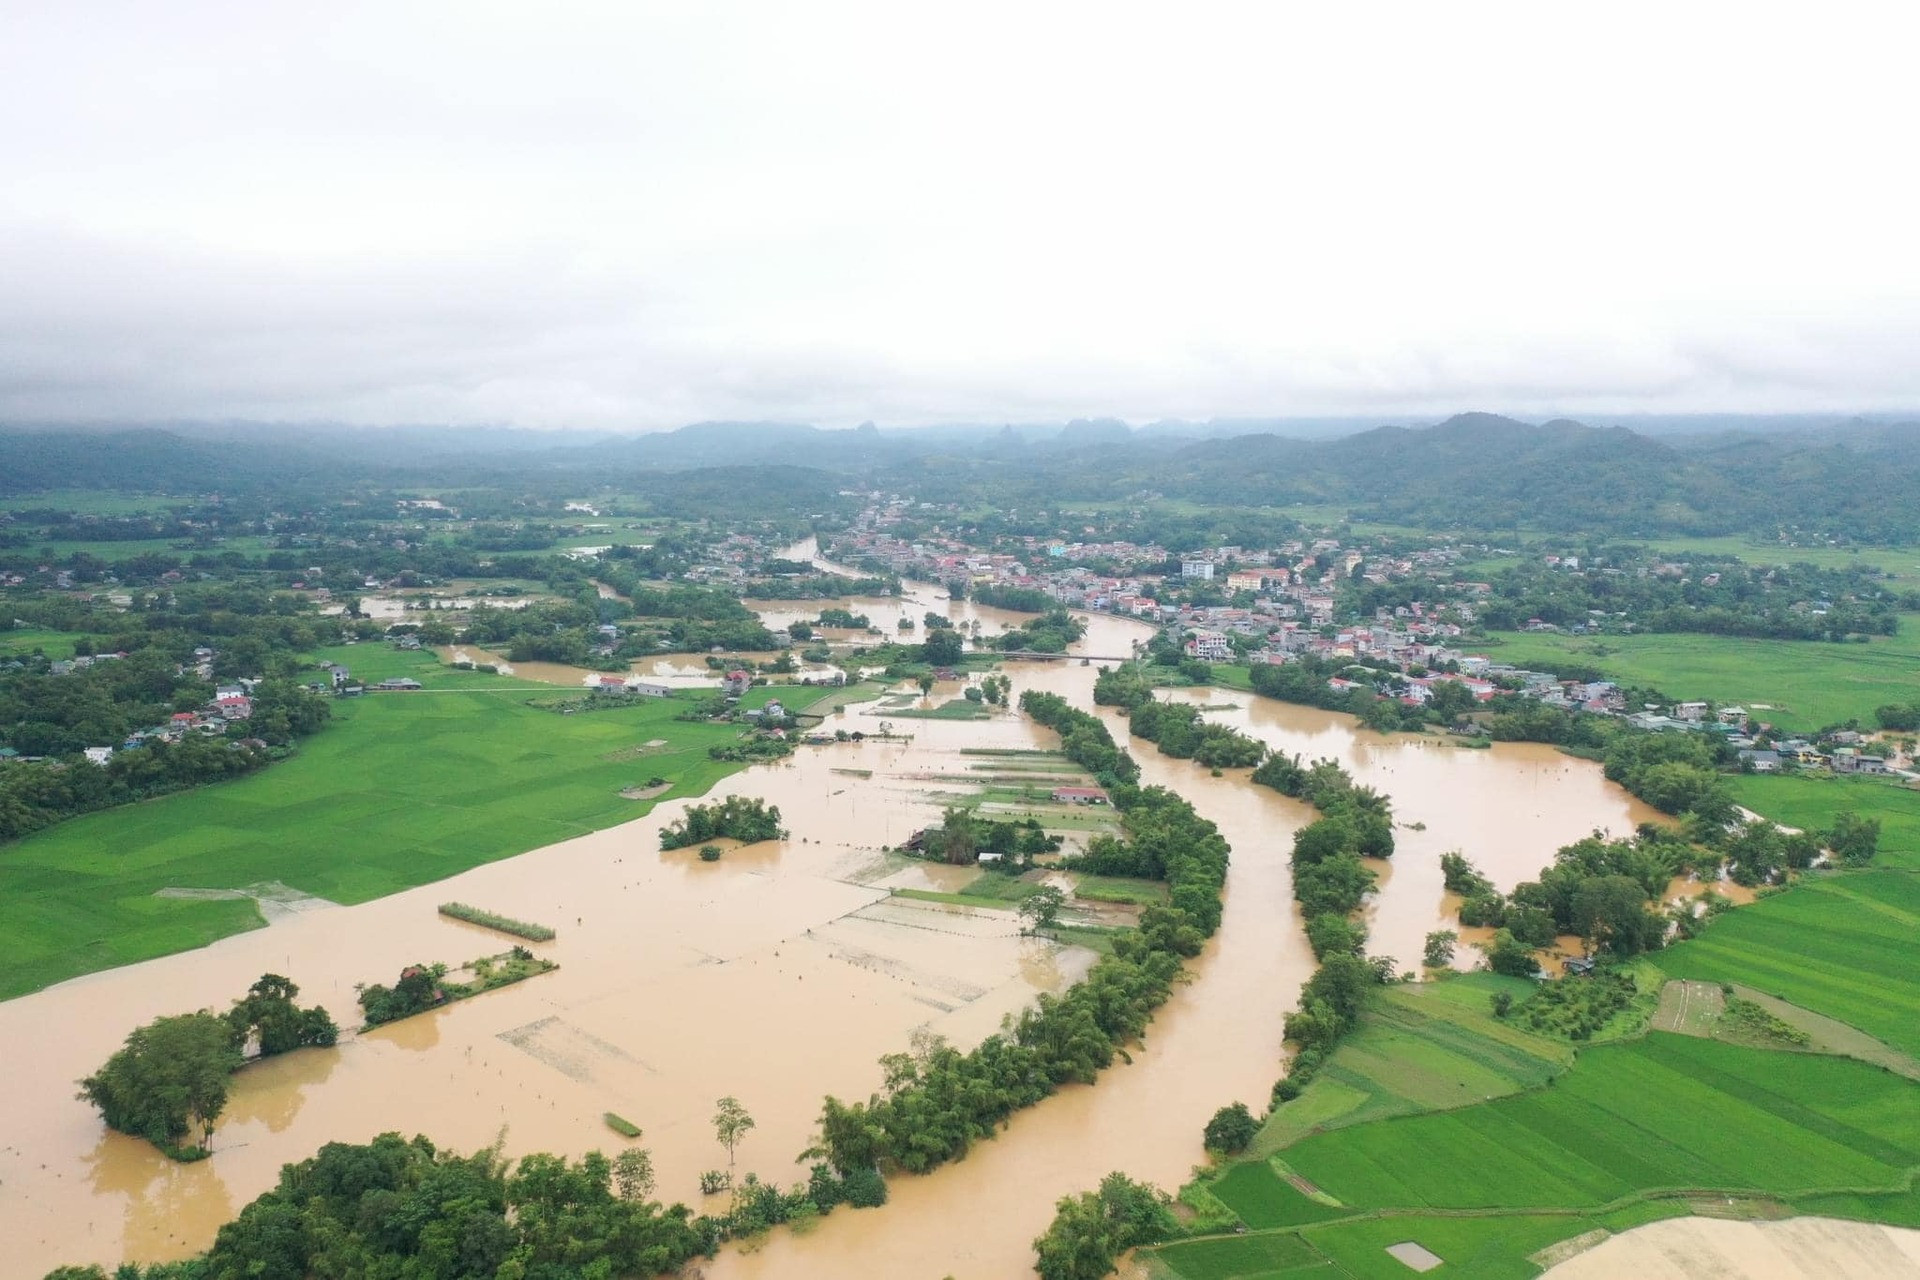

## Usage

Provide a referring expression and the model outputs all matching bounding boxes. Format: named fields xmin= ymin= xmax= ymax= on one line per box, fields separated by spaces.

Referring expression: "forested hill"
xmin=6 ymin=413 xmax=1920 ymax=540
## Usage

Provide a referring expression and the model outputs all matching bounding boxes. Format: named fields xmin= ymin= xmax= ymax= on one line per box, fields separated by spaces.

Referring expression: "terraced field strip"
xmin=1281 ymin=1034 xmax=1920 ymax=1212
xmin=1657 ymin=871 xmax=1920 ymax=1056
xmin=1254 ymin=974 xmax=1568 ymax=1155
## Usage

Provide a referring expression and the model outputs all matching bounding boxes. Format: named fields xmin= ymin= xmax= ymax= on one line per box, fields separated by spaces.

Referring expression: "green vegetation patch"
xmin=1070 ymin=873 xmax=1169 ymax=905
xmin=0 ymin=625 xmax=97 ymax=659
xmin=1478 ymin=616 xmax=1920 ymax=732
xmin=1730 ymin=773 xmax=1920 ymax=871
xmin=1299 ymin=1212 xmax=1624 ymax=1280
xmin=886 ymin=698 xmax=993 ymax=720
xmin=1151 ymin=1231 xmax=1334 ymax=1280
xmin=0 ymin=646 xmax=773 ymax=999
xmin=1255 ymin=975 xmax=1569 ymax=1154
xmin=1281 ymin=1033 xmax=1920 ymax=1211
xmin=1656 ymin=870 xmax=1920 ymax=1056
xmin=437 ymin=901 xmax=556 ymax=941
xmin=1209 ymin=1162 xmax=1354 ymax=1230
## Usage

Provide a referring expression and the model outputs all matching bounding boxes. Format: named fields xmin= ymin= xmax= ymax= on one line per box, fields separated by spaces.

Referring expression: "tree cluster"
xmin=1019 ymin=691 xmax=1141 ymax=789
xmin=659 ymin=796 xmax=786 ymax=849
xmin=1031 ymin=1172 xmax=1180 ymax=1280
xmin=1124 ymin=698 xmax=1266 ymax=769
xmin=78 ymin=974 xmax=335 ymax=1161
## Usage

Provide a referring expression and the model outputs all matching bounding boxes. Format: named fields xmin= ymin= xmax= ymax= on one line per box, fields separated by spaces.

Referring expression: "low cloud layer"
xmin=3 ymin=3 xmax=1916 ymax=428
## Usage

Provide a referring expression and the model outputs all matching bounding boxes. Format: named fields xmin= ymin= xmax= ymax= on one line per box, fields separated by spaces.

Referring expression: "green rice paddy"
xmin=1476 ymin=615 xmax=1920 ymax=731
xmin=1253 ymin=974 xmax=1570 ymax=1156
xmin=0 ymin=646 xmax=781 ymax=999
xmin=1730 ymin=774 xmax=1920 ymax=870
xmin=1655 ymin=871 xmax=1920 ymax=1056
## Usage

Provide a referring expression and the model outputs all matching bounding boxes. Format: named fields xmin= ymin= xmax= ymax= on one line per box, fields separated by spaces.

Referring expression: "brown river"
xmin=0 ymin=553 xmax=1652 ymax=1278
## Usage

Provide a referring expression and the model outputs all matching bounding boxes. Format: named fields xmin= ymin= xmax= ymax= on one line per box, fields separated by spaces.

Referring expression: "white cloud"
xmin=2 ymin=1 xmax=1917 ymax=427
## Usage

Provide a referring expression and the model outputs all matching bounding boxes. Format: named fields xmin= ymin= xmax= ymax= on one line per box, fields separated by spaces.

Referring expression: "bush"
xmin=698 ymin=844 xmax=723 ymax=862
xmin=840 ymin=1166 xmax=888 ymax=1208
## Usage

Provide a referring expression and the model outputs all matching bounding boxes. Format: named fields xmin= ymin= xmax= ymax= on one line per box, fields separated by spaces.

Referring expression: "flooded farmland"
xmin=0 ymin=573 xmax=1656 ymax=1277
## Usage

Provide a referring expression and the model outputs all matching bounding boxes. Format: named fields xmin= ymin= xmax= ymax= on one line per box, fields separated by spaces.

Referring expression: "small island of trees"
xmin=660 ymin=796 xmax=785 ymax=849
xmin=78 ymin=973 xmax=337 ymax=1160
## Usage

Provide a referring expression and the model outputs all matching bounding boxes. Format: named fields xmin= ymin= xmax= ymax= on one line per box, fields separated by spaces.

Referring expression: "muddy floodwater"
xmin=1 ymin=573 xmax=1653 ymax=1277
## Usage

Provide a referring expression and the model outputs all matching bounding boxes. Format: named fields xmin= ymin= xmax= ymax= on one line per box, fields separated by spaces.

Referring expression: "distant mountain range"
xmin=4 ymin=412 xmax=1918 ymax=540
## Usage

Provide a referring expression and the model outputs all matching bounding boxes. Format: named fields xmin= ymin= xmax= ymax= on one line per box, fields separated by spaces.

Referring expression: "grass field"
xmin=1208 ymin=1163 xmax=1355 ymax=1229
xmin=1655 ymin=871 xmax=1920 ymax=1057
xmin=886 ymin=698 xmax=992 ymax=720
xmin=1280 ymin=1033 xmax=1920 ymax=1212
xmin=1069 ymin=873 xmax=1168 ymax=906
xmin=0 ymin=489 xmax=188 ymax=514
xmin=795 ymin=681 xmax=891 ymax=716
xmin=0 ymin=645 xmax=778 ymax=999
xmin=1474 ymin=615 xmax=1920 ymax=732
xmin=0 ymin=626 xmax=97 ymax=659
xmin=1729 ymin=773 xmax=1920 ymax=869
xmin=1639 ymin=534 xmax=1920 ymax=586
xmin=10 ymin=534 xmax=280 ymax=561
xmin=1253 ymin=974 xmax=1570 ymax=1156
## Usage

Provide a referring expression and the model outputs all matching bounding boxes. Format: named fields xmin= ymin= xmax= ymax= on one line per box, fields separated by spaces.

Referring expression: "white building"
xmin=1185 ymin=630 xmax=1232 ymax=661
xmin=1181 ymin=560 xmax=1215 ymax=581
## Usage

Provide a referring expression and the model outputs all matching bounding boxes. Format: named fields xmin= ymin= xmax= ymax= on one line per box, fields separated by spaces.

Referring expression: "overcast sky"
xmin=2 ymin=2 xmax=1916 ymax=429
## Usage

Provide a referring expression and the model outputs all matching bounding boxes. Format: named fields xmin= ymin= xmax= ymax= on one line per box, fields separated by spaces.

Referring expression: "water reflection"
xmin=221 ymin=1046 xmax=342 ymax=1132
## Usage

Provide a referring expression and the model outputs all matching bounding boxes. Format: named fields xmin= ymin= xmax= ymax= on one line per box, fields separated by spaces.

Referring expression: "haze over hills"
xmin=4 ymin=413 xmax=1919 ymax=542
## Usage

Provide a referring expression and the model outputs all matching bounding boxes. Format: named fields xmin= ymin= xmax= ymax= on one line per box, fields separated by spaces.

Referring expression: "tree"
xmin=1033 ymin=1172 xmax=1178 ymax=1280
xmin=917 ymin=672 xmax=937 ymax=697
xmin=713 ymin=1096 xmax=755 ymax=1166
xmin=1826 ymin=810 xmax=1881 ymax=866
xmin=921 ymin=628 xmax=965 ymax=667
xmin=1019 ymin=885 xmax=1066 ymax=935
xmin=1305 ymin=912 xmax=1367 ymax=960
xmin=79 ymin=1011 xmax=242 ymax=1155
xmin=1481 ymin=929 xmax=1538 ymax=978
xmin=612 ymin=1147 xmax=655 ymax=1201
xmin=1570 ymin=874 xmax=1659 ymax=956
xmin=1423 ymin=930 xmax=1458 ymax=969
xmin=226 ymin=973 xmax=337 ymax=1057
xmin=1202 ymin=1102 xmax=1257 ymax=1154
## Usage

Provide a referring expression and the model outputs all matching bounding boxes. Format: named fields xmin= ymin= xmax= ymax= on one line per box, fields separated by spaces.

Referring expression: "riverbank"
xmin=5 ymin=587 xmax=1662 ymax=1278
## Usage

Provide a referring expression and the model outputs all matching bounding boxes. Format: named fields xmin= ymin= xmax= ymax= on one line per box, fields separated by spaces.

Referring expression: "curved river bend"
xmin=0 ymin=571 xmax=1650 ymax=1278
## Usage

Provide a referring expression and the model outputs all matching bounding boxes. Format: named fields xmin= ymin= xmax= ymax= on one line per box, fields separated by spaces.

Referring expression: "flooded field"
xmin=0 ymin=576 xmax=1658 ymax=1277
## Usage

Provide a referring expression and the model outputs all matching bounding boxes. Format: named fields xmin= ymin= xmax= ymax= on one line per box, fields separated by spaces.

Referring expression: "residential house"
xmin=1184 ymin=630 xmax=1232 ymax=661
